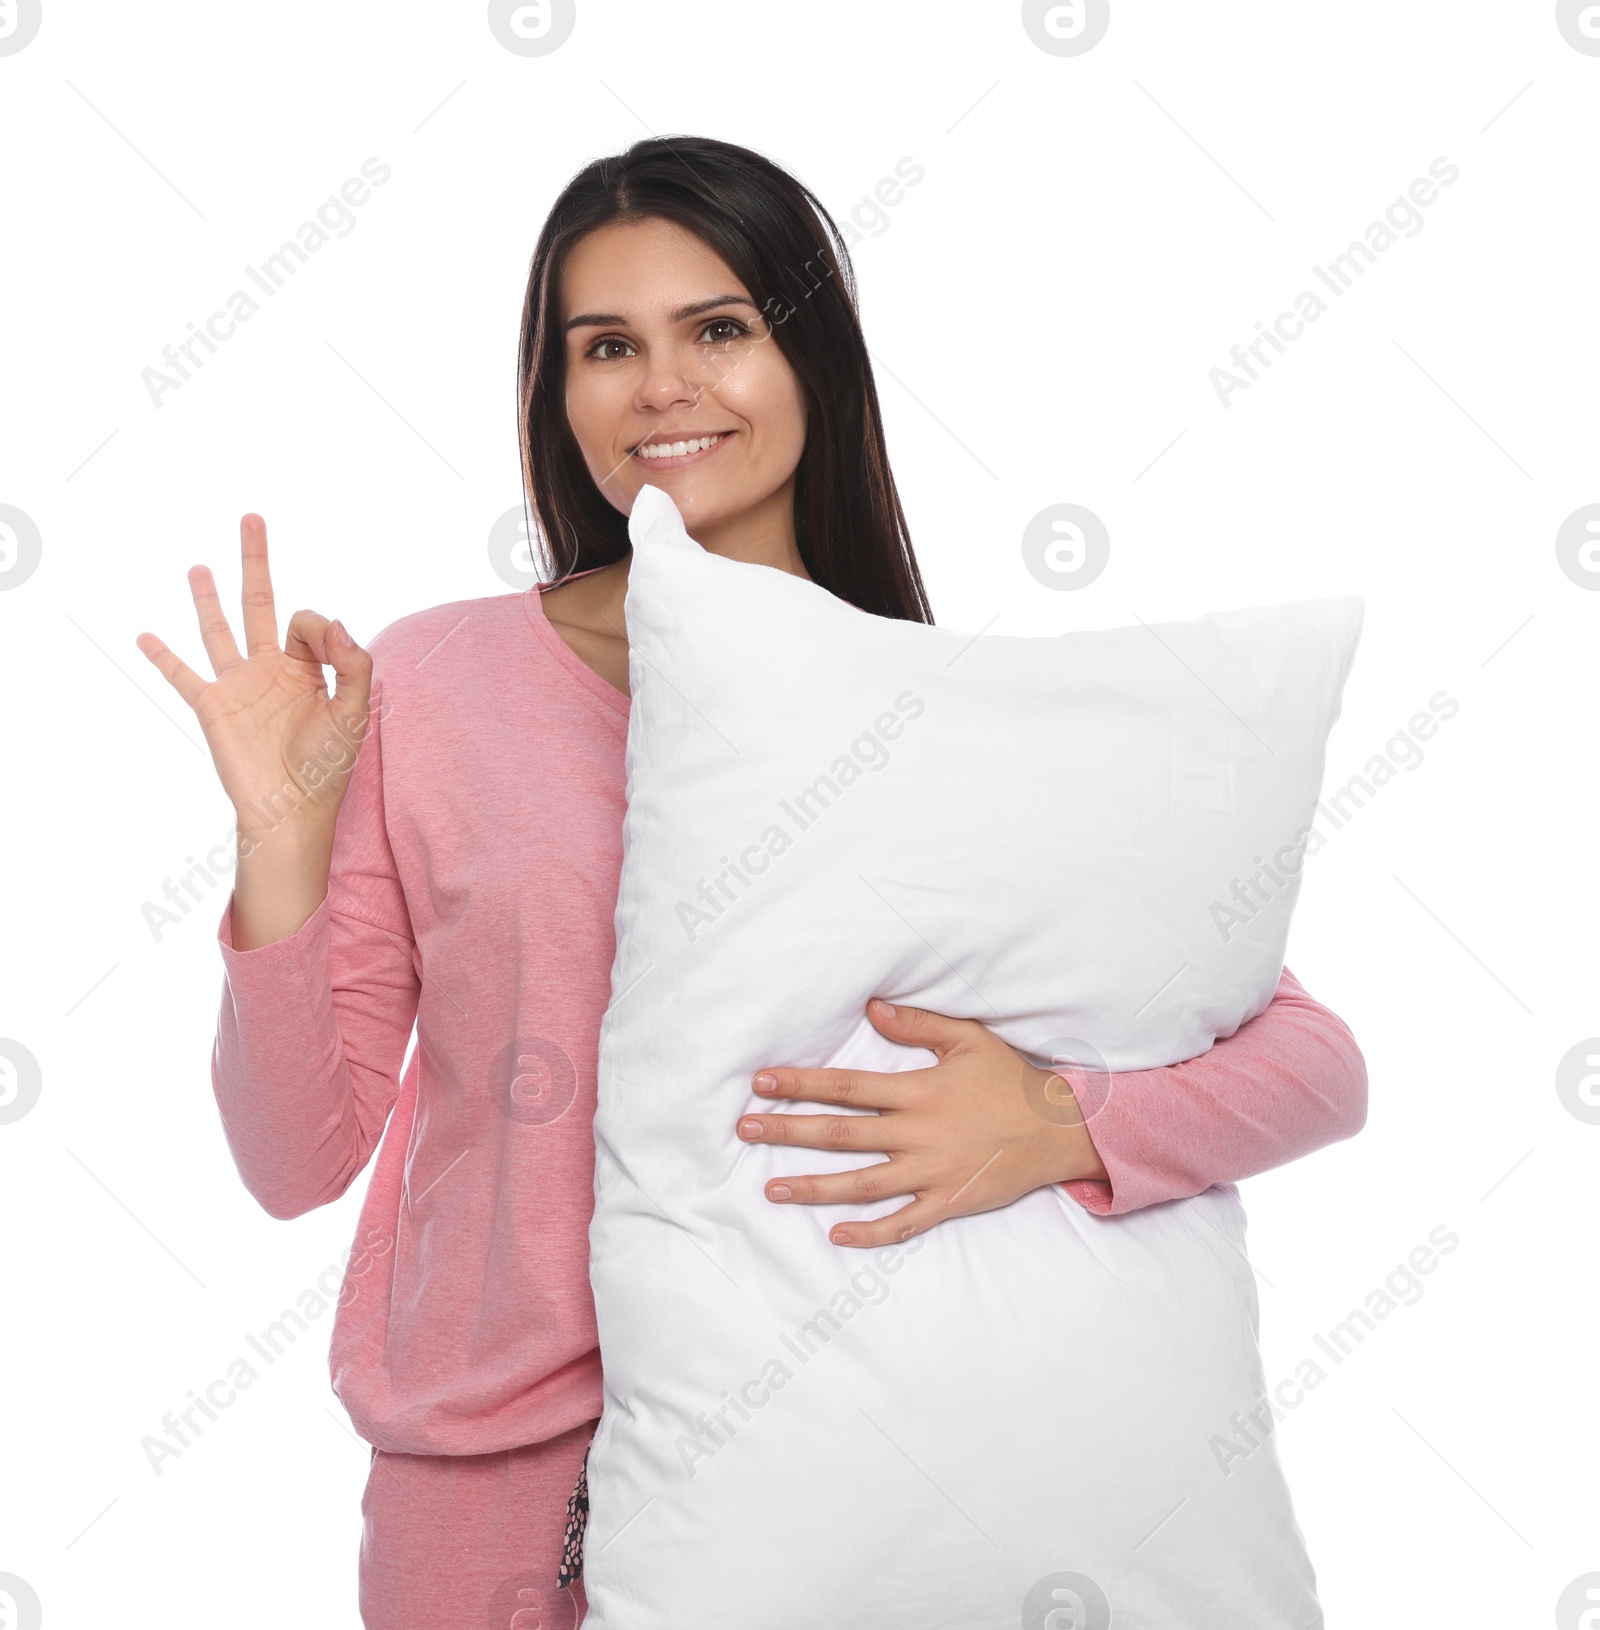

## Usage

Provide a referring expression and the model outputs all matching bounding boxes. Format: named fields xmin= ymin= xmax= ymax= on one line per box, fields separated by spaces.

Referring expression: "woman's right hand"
xmin=137 ymin=513 xmax=373 ymax=948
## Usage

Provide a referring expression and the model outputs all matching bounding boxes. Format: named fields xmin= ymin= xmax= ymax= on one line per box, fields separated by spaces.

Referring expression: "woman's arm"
xmin=1053 ymin=966 xmax=1368 ymax=1216
xmin=213 ymin=677 xmax=419 ymax=1220
xmin=740 ymin=968 xmax=1367 ymax=1245
xmin=138 ymin=515 xmax=417 ymax=1221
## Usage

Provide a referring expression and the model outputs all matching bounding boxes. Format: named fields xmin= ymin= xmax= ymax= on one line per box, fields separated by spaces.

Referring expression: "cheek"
xmin=564 ymin=370 xmax=626 ymax=476
xmin=719 ymin=350 xmax=808 ymax=460
xmin=565 ymin=353 xmax=635 ymax=423
xmin=564 ymin=372 xmax=599 ymax=441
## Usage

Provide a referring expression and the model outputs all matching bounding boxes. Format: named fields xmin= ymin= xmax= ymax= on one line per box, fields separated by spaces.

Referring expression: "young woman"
xmin=136 ymin=137 xmax=1366 ymax=1629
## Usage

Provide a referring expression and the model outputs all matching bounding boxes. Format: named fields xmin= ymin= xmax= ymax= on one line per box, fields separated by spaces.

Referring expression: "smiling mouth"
xmin=630 ymin=430 xmax=734 ymax=464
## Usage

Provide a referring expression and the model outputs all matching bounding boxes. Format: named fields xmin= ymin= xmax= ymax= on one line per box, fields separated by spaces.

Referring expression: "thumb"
xmin=866 ymin=997 xmax=981 ymax=1057
xmin=324 ymin=619 xmax=374 ymax=740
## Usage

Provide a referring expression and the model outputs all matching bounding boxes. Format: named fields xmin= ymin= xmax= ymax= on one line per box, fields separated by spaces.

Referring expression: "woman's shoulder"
xmin=363 ymin=590 xmax=530 ymax=680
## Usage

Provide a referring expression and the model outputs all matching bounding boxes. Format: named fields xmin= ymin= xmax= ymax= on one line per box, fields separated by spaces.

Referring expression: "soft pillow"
xmin=583 ymin=484 xmax=1362 ymax=1629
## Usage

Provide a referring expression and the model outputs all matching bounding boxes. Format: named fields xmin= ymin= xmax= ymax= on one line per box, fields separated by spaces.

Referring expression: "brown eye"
xmin=700 ymin=317 xmax=747 ymax=343
xmin=587 ymin=336 xmax=635 ymax=361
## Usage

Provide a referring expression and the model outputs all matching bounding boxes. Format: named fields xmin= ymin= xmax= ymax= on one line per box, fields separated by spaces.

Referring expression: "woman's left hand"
xmin=736 ymin=998 xmax=1110 ymax=1248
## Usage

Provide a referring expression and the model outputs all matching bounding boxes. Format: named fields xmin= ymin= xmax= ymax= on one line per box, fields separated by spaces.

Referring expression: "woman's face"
xmin=561 ymin=216 xmax=809 ymax=540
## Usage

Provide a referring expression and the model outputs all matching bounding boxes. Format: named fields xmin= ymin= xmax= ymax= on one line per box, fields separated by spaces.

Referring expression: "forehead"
xmin=560 ymin=217 xmax=748 ymax=318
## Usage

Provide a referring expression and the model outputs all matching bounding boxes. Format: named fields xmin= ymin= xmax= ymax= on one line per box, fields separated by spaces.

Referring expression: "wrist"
xmin=230 ymin=814 xmax=336 ymax=951
xmin=234 ymin=802 xmax=338 ymax=862
xmin=1034 ymin=1069 xmax=1110 ymax=1186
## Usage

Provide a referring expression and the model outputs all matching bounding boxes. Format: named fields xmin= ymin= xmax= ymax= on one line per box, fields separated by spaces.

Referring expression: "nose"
xmin=634 ymin=343 xmax=711 ymax=413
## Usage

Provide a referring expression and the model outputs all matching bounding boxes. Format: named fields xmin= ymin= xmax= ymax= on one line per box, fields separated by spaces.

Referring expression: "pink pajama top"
xmin=211 ymin=583 xmax=1369 ymax=1459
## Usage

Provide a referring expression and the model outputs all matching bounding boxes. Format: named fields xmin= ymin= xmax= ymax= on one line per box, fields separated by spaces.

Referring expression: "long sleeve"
xmin=211 ymin=678 xmax=420 ymax=1220
xmin=1056 ymin=967 xmax=1367 ymax=1217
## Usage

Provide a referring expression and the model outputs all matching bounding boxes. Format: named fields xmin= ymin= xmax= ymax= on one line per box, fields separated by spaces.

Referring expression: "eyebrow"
xmin=563 ymin=294 xmax=757 ymax=334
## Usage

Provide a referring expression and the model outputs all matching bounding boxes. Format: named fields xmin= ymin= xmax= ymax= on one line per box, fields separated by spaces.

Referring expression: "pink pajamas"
xmin=359 ymin=1425 xmax=591 ymax=1630
xmin=210 ymin=579 xmax=1366 ymax=1626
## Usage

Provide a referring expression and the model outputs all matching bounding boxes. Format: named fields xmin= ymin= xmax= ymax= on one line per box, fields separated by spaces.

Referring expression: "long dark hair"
xmin=516 ymin=136 xmax=934 ymax=624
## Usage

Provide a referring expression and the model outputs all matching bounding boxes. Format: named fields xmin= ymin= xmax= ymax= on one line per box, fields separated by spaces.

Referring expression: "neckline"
xmin=521 ymin=570 xmax=631 ymax=716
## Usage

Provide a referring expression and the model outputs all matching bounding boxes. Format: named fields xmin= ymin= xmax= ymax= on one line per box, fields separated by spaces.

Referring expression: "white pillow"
xmin=583 ymin=484 xmax=1362 ymax=1629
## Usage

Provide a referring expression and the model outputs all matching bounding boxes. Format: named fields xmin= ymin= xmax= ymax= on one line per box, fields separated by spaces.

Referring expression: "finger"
xmin=186 ymin=565 xmax=243 ymax=674
xmin=828 ymin=1195 xmax=944 ymax=1250
xmin=284 ymin=608 xmax=333 ymax=668
xmin=283 ymin=610 xmax=374 ymax=771
xmin=737 ymin=1110 xmax=888 ymax=1152
xmin=239 ymin=513 xmax=279 ymax=655
xmin=322 ymin=618 xmax=374 ymax=742
xmin=750 ymin=1066 xmax=914 ymax=1110
xmin=762 ymin=1154 xmax=904 ymax=1208
xmin=135 ymin=632 xmax=209 ymax=709
xmin=865 ymin=997 xmax=988 ymax=1058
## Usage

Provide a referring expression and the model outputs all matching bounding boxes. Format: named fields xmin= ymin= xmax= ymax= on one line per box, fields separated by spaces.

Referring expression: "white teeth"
xmin=634 ymin=433 xmax=725 ymax=460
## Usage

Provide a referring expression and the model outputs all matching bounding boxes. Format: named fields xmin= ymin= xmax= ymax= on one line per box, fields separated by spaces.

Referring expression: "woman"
xmin=136 ymin=136 xmax=1365 ymax=1629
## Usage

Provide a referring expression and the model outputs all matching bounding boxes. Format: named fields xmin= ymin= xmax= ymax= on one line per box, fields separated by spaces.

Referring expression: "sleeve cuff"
xmin=1048 ymin=1061 xmax=1166 ymax=1218
xmin=217 ymin=891 xmax=334 ymax=997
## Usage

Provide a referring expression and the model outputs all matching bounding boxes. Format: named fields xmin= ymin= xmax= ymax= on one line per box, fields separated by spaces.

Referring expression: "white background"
xmin=2 ymin=2 xmax=1596 ymax=1625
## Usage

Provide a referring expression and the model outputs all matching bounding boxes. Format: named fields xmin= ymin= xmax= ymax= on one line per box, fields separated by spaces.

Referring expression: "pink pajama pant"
xmin=359 ymin=1418 xmax=595 ymax=1628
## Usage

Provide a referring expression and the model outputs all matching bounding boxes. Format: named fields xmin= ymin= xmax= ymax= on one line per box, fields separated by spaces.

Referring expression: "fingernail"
xmin=831 ymin=1228 xmax=853 ymax=1245
xmin=898 ymin=1225 xmax=915 ymax=1241
xmin=329 ymin=619 xmax=348 ymax=646
xmin=752 ymin=1072 xmax=777 ymax=1093
xmin=768 ymin=1183 xmax=791 ymax=1201
xmin=871 ymin=999 xmax=895 ymax=1017
xmin=737 ymin=1118 xmax=762 ymax=1139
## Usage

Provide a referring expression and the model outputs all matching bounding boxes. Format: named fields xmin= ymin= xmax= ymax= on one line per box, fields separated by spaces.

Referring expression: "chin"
xmin=633 ymin=476 xmax=739 ymax=529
